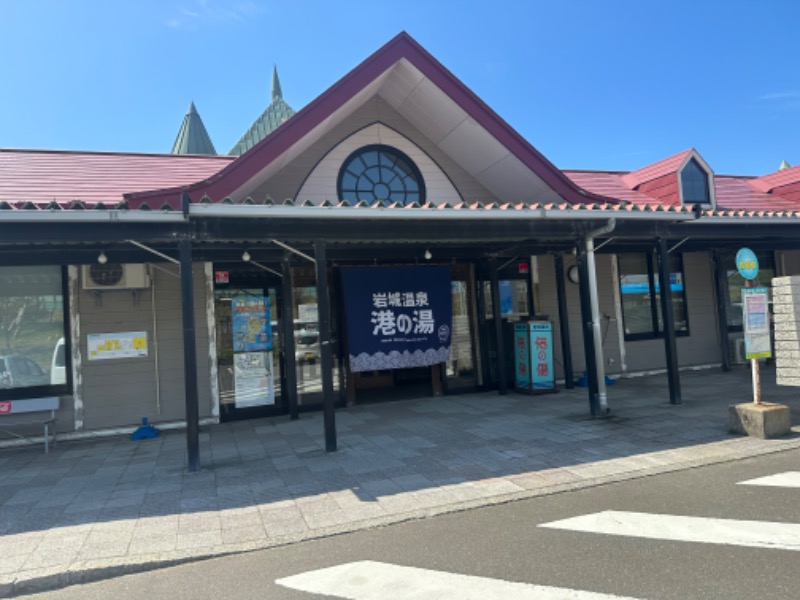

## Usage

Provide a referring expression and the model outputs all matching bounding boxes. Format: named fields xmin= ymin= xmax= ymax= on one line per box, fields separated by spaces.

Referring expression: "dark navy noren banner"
xmin=340 ymin=266 xmax=452 ymax=372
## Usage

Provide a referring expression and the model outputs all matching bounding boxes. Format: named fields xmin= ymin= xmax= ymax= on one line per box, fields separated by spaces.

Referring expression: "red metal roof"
xmin=620 ymin=149 xmax=692 ymax=189
xmin=564 ymin=170 xmax=800 ymax=212
xmin=750 ymin=164 xmax=800 ymax=192
xmin=0 ymin=149 xmax=233 ymax=207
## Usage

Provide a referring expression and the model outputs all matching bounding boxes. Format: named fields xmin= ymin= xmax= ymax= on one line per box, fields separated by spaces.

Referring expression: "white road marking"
xmin=540 ymin=510 xmax=800 ymax=551
xmin=738 ymin=472 xmax=800 ymax=488
xmin=276 ymin=560 xmax=642 ymax=599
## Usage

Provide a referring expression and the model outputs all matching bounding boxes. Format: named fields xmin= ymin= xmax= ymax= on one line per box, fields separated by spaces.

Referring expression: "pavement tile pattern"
xmin=1 ymin=367 xmax=800 ymax=596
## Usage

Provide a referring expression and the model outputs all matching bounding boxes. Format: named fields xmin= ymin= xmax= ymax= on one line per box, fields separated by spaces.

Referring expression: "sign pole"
xmin=745 ymin=278 xmax=762 ymax=405
xmin=737 ymin=247 xmax=768 ymax=406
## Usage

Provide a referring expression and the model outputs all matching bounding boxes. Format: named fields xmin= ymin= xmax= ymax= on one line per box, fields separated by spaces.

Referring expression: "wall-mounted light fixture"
xmin=567 ymin=264 xmax=580 ymax=284
xmin=424 ymin=249 xmax=432 ymax=260
xmin=241 ymin=250 xmax=251 ymax=262
xmin=97 ymin=251 xmax=108 ymax=264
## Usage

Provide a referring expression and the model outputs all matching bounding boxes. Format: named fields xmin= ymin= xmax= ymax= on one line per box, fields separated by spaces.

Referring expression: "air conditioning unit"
xmin=82 ymin=263 xmax=151 ymax=290
xmin=729 ymin=336 xmax=747 ymax=365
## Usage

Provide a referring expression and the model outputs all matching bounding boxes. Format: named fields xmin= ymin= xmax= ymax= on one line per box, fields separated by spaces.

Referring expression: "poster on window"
xmin=742 ymin=287 xmax=771 ymax=359
xmin=232 ymin=296 xmax=272 ymax=352
xmin=233 ymin=351 xmax=275 ymax=407
xmin=340 ymin=266 xmax=452 ymax=372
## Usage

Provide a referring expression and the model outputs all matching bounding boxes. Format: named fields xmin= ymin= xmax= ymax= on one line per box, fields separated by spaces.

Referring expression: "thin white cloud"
xmin=758 ymin=91 xmax=800 ymax=101
xmin=166 ymin=0 xmax=264 ymax=29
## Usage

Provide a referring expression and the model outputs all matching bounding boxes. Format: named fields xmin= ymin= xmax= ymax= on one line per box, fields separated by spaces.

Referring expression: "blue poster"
xmin=340 ymin=266 xmax=452 ymax=372
xmin=232 ymin=296 xmax=272 ymax=352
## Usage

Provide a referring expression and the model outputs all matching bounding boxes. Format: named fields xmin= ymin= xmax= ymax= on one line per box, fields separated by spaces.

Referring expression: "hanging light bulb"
xmin=424 ymin=249 xmax=432 ymax=260
xmin=242 ymin=251 xmax=251 ymax=262
xmin=97 ymin=252 xmax=108 ymax=264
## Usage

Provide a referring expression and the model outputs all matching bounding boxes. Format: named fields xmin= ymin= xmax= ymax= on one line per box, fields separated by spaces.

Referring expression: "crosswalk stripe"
xmin=276 ymin=560 xmax=641 ymax=599
xmin=738 ymin=472 xmax=800 ymax=488
xmin=540 ymin=510 xmax=800 ymax=551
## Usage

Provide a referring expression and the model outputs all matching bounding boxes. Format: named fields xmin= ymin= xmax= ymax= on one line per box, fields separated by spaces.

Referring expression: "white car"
xmin=51 ymin=338 xmax=66 ymax=385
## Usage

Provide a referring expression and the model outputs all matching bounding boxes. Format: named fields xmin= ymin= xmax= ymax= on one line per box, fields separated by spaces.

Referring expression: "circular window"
xmin=337 ymin=145 xmax=425 ymax=205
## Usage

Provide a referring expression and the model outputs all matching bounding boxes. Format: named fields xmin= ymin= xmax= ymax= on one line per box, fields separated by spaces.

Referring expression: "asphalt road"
xmin=18 ymin=447 xmax=800 ymax=600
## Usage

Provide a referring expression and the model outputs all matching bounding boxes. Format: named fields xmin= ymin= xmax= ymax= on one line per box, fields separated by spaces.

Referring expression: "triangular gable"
xmin=749 ymin=164 xmax=800 ymax=200
xmin=126 ymin=32 xmax=617 ymax=209
xmin=620 ymin=149 xmax=693 ymax=189
xmin=618 ymin=148 xmax=715 ymax=207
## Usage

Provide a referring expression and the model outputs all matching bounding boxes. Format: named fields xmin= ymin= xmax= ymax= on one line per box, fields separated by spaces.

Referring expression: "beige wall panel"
xmin=539 ymin=251 xmax=720 ymax=380
xmin=537 ymin=254 xmax=622 ymax=380
xmin=616 ymin=251 xmax=721 ymax=372
xmin=78 ymin=263 xmax=211 ymax=430
xmin=249 ymin=96 xmax=497 ymax=204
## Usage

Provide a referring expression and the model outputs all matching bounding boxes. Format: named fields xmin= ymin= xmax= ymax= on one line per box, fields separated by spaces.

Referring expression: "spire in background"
xmin=171 ymin=102 xmax=217 ymax=155
xmin=779 ymin=159 xmax=791 ymax=171
xmin=272 ymin=64 xmax=283 ymax=102
xmin=229 ymin=65 xmax=296 ymax=156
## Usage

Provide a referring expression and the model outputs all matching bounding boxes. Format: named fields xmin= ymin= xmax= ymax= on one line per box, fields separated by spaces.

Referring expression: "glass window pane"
xmin=338 ymin=145 xmax=425 ymax=206
xmin=619 ymin=254 xmax=655 ymax=336
xmin=654 ymin=255 xmax=688 ymax=332
xmin=0 ymin=265 xmax=65 ymax=390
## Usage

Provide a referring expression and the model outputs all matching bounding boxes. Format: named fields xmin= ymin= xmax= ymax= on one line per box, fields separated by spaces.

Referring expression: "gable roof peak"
xmin=171 ymin=102 xmax=217 ymax=156
xmin=621 ymin=148 xmax=711 ymax=189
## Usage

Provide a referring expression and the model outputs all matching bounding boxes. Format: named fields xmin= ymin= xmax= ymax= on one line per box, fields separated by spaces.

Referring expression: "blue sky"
xmin=1 ymin=0 xmax=797 ymax=175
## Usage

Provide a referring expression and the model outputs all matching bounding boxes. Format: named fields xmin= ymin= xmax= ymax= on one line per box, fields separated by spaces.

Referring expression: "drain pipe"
xmin=585 ymin=218 xmax=616 ymax=413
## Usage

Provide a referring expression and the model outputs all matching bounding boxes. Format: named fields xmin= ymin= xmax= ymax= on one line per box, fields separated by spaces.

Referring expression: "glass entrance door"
xmin=479 ymin=275 xmax=532 ymax=388
xmin=445 ymin=263 xmax=481 ymax=391
xmin=215 ymin=285 xmax=283 ymax=421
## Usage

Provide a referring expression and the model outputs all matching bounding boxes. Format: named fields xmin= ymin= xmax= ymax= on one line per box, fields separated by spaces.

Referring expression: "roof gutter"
xmin=188 ymin=204 xmax=700 ymax=222
xmin=0 ymin=211 xmax=186 ymax=223
xmin=584 ymin=219 xmax=616 ymax=415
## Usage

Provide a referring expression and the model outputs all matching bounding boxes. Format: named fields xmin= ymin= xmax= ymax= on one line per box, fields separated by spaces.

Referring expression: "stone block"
xmin=728 ymin=403 xmax=792 ymax=439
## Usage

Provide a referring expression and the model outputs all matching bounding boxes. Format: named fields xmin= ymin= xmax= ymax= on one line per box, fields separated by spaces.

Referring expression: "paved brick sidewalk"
xmin=2 ymin=367 xmax=799 ymax=596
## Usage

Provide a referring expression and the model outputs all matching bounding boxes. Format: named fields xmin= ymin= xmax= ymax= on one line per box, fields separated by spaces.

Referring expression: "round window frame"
xmin=336 ymin=144 xmax=426 ymax=206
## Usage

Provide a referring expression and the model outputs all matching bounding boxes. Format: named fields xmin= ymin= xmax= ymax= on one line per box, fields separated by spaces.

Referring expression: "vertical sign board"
xmin=231 ymin=296 xmax=275 ymax=407
xmin=530 ymin=321 xmax=554 ymax=391
xmin=742 ymin=288 xmax=771 ymax=359
xmin=514 ymin=323 xmax=531 ymax=390
xmin=513 ymin=321 xmax=555 ymax=392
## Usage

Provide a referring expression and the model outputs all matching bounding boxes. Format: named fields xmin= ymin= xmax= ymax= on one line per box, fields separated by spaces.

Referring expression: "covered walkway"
xmin=1 ymin=367 xmax=799 ymax=595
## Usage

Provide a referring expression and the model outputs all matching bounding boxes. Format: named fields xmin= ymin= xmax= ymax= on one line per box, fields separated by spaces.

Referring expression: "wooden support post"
xmin=712 ymin=250 xmax=731 ymax=372
xmin=657 ymin=237 xmax=682 ymax=405
xmin=281 ymin=260 xmax=299 ymax=420
xmin=315 ymin=239 xmax=337 ymax=452
xmin=554 ymin=253 xmax=574 ymax=389
xmin=488 ymin=255 xmax=508 ymax=395
xmin=179 ymin=238 xmax=200 ymax=472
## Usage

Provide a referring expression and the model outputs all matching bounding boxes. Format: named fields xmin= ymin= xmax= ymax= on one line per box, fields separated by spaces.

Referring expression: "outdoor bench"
xmin=0 ymin=396 xmax=59 ymax=453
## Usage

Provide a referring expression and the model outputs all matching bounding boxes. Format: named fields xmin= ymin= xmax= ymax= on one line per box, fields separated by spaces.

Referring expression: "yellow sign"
xmin=87 ymin=332 xmax=148 ymax=360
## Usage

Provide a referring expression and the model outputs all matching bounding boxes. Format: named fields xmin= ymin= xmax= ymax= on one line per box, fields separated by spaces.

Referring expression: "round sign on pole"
xmin=736 ymin=248 xmax=759 ymax=280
